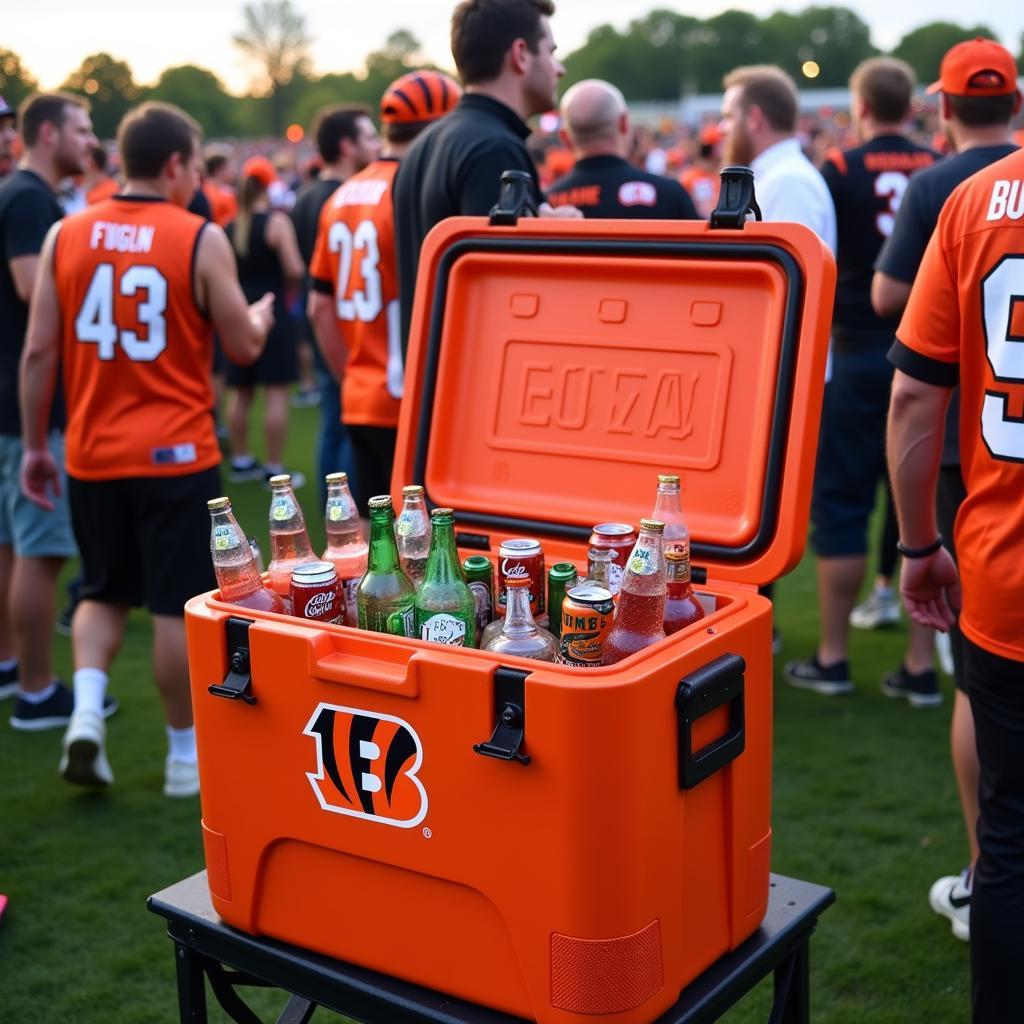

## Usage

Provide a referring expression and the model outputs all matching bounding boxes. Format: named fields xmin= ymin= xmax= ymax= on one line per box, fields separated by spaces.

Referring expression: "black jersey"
xmin=820 ymin=135 xmax=936 ymax=344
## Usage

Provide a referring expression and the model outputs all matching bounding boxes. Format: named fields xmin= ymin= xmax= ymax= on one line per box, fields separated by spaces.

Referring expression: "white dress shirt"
xmin=750 ymin=137 xmax=837 ymax=254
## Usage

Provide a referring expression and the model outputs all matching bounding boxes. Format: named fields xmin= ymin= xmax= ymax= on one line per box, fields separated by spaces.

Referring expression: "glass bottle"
xmin=664 ymin=549 xmax=705 ymax=634
xmin=321 ymin=472 xmax=368 ymax=626
xmin=654 ymin=474 xmax=690 ymax=558
xmin=602 ymin=519 xmax=668 ymax=665
xmin=483 ymin=577 xmax=558 ymax=662
xmin=267 ymin=474 xmax=315 ymax=612
xmin=395 ymin=485 xmax=431 ymax=586
xmin=582 ymin=548 xmax=613 ymax=591
xmin=356 ymin=495 xmax=416 ymax=636
xmin=207 ymin=497 xmax=284 ymax=613
xmin=414 ymin=509 xmax=476 ymax=647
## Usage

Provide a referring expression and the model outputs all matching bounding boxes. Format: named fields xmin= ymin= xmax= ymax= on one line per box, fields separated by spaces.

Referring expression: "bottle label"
xmin=396 ymin=514 xmax=414 ymax=537
xmin=607 ymin=561 xmax=625 ymax=594
xmin=469 ymin=581 xmax=492 ymax=634
xmin=213 ymin=525 xmax=240 ymax=551
xmin=272 ymin=496 xmax=295 ymax=521
xmin=342 ymin=576 xmax=360 ymax=617
xmin=420 ymin=614 xmax=467 ymax=646
xmin=327 ymin=497 xmax=353 ymax=522
xmin=629 ymin=548 xmax=657 ymax=575
xmin=385 ymin=607 xmax=415 ymax=638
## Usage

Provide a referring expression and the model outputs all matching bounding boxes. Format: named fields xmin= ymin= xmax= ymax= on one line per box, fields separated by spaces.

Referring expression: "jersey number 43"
xmin=75 ymin=263 xmax=167 ymax=362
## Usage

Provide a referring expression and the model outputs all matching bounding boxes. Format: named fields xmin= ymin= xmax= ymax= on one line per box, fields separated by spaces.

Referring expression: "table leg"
xmin=174 ymin=941 xmax=208 ymax=1023
xmin=772 ymin=940 xmax=810 ymax=1024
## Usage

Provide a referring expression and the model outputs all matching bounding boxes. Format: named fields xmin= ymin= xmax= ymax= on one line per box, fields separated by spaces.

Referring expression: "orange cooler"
xmin=186 ymin=195 xmax=835 ymax=1024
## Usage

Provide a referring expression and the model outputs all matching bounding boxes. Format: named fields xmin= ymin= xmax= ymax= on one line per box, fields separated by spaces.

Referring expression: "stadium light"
xmin=801 ymin=60 xmax=821 ymax=79
xmin=286 ymin=124 xmax=304 ymax=143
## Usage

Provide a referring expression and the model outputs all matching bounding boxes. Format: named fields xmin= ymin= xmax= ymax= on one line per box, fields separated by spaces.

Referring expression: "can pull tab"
xmin=474 ymin=666 xmax=531 ymax=765
xmin=208 ymin=616 xmax=257 ymax=705
xmin=709 ymin=166 xmax=762 ymax=229
xmin=489 ymin=170 xmax=540 ymax=226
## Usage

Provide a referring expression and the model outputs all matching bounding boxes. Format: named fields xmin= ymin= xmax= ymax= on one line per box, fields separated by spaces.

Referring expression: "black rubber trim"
xmin=888 ymin=339 xmax=958 ymax=387
xmin=310 ymin=276 xmax=334 ymax=295
xmin=412 ymin=237 xmax=806 ymax=565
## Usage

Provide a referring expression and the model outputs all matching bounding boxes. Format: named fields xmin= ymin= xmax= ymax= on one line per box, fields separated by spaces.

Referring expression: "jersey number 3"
xmin=75 ymin=264 xmax=167 ymax=362
xmin=982 ymin=256 xmax=1024 ymax=462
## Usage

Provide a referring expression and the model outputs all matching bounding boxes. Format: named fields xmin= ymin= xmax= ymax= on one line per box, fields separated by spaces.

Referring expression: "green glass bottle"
xmin=414 ymin=508 xmax=476 ymax=647
xmin=356 ymin=495 xmax=416 ymax=637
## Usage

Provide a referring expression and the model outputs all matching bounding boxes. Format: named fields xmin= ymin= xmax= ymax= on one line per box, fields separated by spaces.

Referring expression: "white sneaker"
xmin=850 ymin=587 xmax=901 ymax=629
xmin=935 ymin=630 xmax=955 ymax=676
xmin=59 ymin=709 xmax=113 ymax=787
xmin=929 ymin=869 xmax=971 ymax=942
xmin=164 ymin=758 xmax=200 ymax=798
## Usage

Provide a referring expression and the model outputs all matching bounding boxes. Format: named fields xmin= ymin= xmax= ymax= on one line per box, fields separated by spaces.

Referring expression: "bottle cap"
xmin=325 ymin=472 xmax=348 ymax=484
xmin=658 ymin=474 xmax=680 ymax=485
xmin=207 ymin=496 xmax=230 ymax=511
xmin=430 ymin=507 xmax=454 ymax=518
xmin=368 ymin=494 xmax=393 ymax=510
xmin=402 ymin=485 xmax=425 ymax=496
xmin=640 ymin=518 xmax=666 ymax=533
xmin=268 ymin=474 xmax=291 ymax=487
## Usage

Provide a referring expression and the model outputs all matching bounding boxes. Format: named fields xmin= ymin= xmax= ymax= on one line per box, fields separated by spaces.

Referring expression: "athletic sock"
xmin=73 ymin=667 xmax=109 ymax=714
xmin=0 ymin=656 xmax=18 ymax=672
xmin=17 ymin=680 xmax=59 ymax=704
xmin=166 ymin=725 xmax=198 ymax=764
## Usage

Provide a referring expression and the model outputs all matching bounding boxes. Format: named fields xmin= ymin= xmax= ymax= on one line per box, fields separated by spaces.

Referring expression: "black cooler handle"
xmin=489 ymin=170 xmax=540 ymax=225
xmin=675 ymin=654 xmax=746 ymax=789
xmin=709 ymin=166 xmax=762 ymax=229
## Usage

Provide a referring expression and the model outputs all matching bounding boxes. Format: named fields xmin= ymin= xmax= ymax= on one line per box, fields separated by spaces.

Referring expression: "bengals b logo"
xmin=304 ymin=703 xmax=427 ymax=828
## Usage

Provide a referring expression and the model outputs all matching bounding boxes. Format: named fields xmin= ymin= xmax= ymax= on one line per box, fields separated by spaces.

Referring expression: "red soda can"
xmin=589 ymin=523 xmax=637 ymax=596
xmin=290 ymin=561 xmax=344 ymax=624
xmin=497 ymin=538 xmax=545 ymax=617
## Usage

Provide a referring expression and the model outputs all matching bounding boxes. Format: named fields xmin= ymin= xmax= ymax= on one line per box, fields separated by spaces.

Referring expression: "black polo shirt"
xmin=0 ymin=168 xmax=64 ymax=436
xmin=548 ymin=155 xmax=698 ymax=220
xmin=394 ymin=93 xmax=541 ymax=353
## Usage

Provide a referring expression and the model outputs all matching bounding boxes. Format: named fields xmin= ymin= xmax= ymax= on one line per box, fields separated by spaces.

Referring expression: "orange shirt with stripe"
xmin=54 ymin=196 xmax=218 ymax=481
xmin=896 ymin=147 xmax=1024 ymax=662
xmin=202 ymin=182 xmax=238 ymax=228
xmin=309 ymin=159 xmax=402 ymax=429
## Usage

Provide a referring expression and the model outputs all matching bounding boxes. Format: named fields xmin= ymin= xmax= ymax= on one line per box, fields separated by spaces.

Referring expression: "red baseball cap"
xmin=240 ymin=155 xmax=277 ymax=187
xmin=927 ymin=38 xmax=1019 ymax=97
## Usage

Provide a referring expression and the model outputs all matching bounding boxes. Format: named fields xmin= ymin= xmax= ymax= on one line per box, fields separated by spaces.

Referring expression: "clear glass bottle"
xmin=483 ymin=577 xmax=558 ymax=662
xmin=321 ymin=472 xmax=368 ymax=626
xmin=208 ymin=497 xmax=284 ymax=613
xmin=654 ymin=474 xmax=690 ymax=558
xmin=267 ymin=474 xmax=315 ymax=612
xmin=395 ymin=485 xmax=431 ymax=586
xmin=356 ymin=495 xmax=416 ymax=636
xmin=602 ymin=519 xmax=668 ymax=665
xmin=664 ymin=549 xmax=705 ymax=634
xmin=414 ymin=509 xmax=476 ymax=647
xmin=581 ymin=548 xmax=613 ymax=591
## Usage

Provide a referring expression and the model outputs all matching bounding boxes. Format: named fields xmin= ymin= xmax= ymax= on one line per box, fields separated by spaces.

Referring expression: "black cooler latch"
xmin=709 ymin=166 xmax=762 ymax=229
xmin=675 ymin=654 xmax=746 ymax=789
xmin=209 ymin=616 xmax=257 ymax=705
xmin=489 ymin=170 xmax=540 ymax=226
xmin=474 ymin=666 xmax=531 ymax=765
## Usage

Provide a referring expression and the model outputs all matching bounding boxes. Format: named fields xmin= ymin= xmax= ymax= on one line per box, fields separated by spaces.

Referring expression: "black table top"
xmin=149 ymin=871 xmax=834 ymax=1024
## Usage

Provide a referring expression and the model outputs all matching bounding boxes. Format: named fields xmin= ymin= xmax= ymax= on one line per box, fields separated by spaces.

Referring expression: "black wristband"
xmin=896 ymin=536 xmax=943 ymax=559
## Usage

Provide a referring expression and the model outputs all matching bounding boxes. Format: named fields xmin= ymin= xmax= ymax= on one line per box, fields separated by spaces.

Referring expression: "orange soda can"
xmin=559 ymin=586 xmax=614 ymax=667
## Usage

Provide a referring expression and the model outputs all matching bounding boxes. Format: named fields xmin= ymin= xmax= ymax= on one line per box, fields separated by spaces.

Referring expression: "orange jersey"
xmin=203 ymin=182 xmax=238 ymax=228
xmin=679 ymin=166 xmax=719 ymax=220
xmin=895 ymin=148 xmax=1024 ymax=661
xmin=86 ymin=177 xmax=119 ymax=205
xmin=54 ymin=196 xmax=218 ymax=480
xmin=309 ymin=159 xmax=402 ymax=428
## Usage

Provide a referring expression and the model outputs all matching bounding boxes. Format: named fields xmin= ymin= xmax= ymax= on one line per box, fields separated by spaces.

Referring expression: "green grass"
xmin=1 ymin=398 xmax=970 ymax=1022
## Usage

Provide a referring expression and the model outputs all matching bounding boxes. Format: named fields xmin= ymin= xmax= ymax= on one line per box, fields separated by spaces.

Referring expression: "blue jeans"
xmin=316 ymin=371 xmax=351 ymax=509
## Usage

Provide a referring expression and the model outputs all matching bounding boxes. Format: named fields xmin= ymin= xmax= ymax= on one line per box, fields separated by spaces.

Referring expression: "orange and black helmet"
xmin=380 ymin=70 xmax=462 ymax=126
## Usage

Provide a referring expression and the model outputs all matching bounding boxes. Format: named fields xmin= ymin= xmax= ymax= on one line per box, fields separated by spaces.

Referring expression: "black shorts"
xmin=810 ymin=349 xmax=893 ymax=558
xmin=68 ymin=467 xmax=220 ymax=616
xmin=225 ymin=306 xmax=297 ymax=387
xmin=347 ymin=425 xmax=397 ymax=516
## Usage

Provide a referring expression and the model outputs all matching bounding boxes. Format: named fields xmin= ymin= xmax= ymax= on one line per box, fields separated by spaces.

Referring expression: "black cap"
xmin=0 ymin=95 xmax=14 ymax=119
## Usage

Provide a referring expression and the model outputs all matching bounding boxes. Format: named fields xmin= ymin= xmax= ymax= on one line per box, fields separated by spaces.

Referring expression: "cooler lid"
xmin=394 ymin=192 xmax=835 ymax=586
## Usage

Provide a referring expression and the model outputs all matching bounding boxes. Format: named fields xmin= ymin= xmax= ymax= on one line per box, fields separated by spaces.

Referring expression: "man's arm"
xmin=195 ymin=223 xmax=274 ymax=365
xmin=871 ymin=272 xmax=912 ymax=318
xmin=873 ymin=176 xmax=929 ymax=317
xmin=307 ymin=288 xmax=348 ymax=382
xmin=886 ymin=369 xmax=960 ymax=630
xmin=9 ymin=254 xmax=40 ymax=304
xmin=19 ymin=224 xmax=63 ymax=509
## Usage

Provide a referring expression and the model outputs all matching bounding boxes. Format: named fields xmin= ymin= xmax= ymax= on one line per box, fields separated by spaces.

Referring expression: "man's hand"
xmin=20 ymin=447 xmax=61 ymax=512
xmin=539 ymin=201 xmax=583 ymax=219
xmin=248 ymin=292 xmax=275 ymax=337
xmin=899 ymin=546 xmax=961 ymax=632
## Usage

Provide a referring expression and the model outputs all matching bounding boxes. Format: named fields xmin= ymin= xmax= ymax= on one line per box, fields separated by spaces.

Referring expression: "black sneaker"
xmin=881 ymin=665 xmax=942 ymax=708
xmin=0 ymin=662 xmax=18 ymax=700
xmin=783 ymin=655 xmax=854 ymax=696
xmin=228 ymin=456 xmax=266 ymax=483
xmin=9 ymin=681 xmax=119 ymax=732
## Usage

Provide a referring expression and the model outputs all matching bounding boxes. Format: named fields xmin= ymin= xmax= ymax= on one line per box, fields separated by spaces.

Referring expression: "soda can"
xmin=547 ymin=563 xmax=578 ymax=641
xmin=462 ymin=555 xmax=494 ymax=641
xmin=497 ymin=538 xmax=545 ymax=617
xmin=589 ymin=523 xmax=637 ymax=596
xmin=290 ymin=561 xmax=343 ymax=624
xmin=559 ymin=586 xmax=614 ymax=667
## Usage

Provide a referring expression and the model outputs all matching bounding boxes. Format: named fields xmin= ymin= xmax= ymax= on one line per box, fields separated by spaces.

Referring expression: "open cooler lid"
xmin=393 ymin=176 xmax=835 ymax=586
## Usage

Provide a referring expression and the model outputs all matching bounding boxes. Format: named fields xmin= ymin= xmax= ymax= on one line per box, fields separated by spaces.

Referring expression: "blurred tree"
xmin=62 ymin=53 xmax=140 ymax=139
xmin=892 ymin=22 xmax=997 ymax=85
xmin=234 ymin=0 xmax=312 ymax=133
xmin=0 ymin=49 xmax=38 ymax=110
xmin=146 ymin=65 xmax=237 ymax=138
xmin=760 ymin=7 xmax=877 ymax=88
